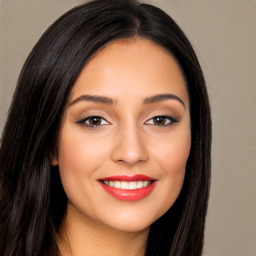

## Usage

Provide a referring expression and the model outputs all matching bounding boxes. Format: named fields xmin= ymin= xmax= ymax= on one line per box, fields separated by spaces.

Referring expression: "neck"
xmin=58 ymin=204 xmax=149 ymax=256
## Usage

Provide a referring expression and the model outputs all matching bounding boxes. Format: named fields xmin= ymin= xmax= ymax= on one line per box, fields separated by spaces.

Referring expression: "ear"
xmin=51 ymin=156 xmax=59 ymax=166
xmin=50 ymin=147 xmax=59 ymax=166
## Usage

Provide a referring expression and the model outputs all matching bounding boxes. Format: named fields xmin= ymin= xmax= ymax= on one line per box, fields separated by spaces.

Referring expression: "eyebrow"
xmin=69 ymin=93 xmax=186 ymax=108
xmin=144 ymin=93 xmax=186 ymax=108
xmin=69 ymin=94 xmax=115 ymax=106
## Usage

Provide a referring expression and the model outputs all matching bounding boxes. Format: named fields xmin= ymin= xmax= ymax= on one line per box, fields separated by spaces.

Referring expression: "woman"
xmin=0 ymin=0 xmax=211 ymax=255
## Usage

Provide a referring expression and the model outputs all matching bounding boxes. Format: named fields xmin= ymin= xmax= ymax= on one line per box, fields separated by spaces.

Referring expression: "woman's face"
xmin=52 ymin=38 xmax=191 ymax=232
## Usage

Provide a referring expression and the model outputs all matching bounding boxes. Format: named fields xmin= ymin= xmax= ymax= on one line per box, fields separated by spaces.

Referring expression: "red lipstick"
xmin=100 ymin=174 xmax=155 ymax=181
xmin=98 ymin=175 xmax=157 ymax=201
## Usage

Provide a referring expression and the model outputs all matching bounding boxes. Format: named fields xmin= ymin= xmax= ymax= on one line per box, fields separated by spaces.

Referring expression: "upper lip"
xmin=98 ymin=174 xmax=157 ymax=182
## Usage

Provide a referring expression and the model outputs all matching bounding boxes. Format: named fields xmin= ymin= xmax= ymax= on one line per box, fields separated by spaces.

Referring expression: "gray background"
xmin=0 ymin=0 xmax=255 ymax=255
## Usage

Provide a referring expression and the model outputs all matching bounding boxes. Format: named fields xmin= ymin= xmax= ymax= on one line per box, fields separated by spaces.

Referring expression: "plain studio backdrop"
xmin=0 ymin=0 xmax=255 ymax=255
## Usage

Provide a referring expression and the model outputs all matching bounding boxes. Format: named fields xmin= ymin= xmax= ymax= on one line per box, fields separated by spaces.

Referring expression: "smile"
xmin=102 ymin=180 xmax=152 ymax=190
xmin=98 ymin=175 xmax=157 ymax=201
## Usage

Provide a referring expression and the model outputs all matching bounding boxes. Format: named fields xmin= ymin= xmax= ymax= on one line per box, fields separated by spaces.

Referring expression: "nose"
xmin=111 ymin=124 xmax=148 ymax=166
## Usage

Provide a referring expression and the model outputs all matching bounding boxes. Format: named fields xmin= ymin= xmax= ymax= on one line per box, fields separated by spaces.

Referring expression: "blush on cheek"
xmin=160 ymin=141 xmax=190 ymax=173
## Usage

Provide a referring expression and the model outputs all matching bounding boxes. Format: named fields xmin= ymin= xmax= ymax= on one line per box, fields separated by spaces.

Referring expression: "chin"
xmin=103 ymin=218 xmax=152 ymax=233
xmin=96 ymin=204 xmax=168 ymax=233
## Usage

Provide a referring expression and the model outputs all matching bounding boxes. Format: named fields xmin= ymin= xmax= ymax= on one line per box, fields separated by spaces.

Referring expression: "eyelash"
xmin=145 ymin=115 xmax=179 ymax=127
xmin=76 ymin=116 xmax=110 ymax=128
xmin=76 ymin=115 xmax=179 ymax=128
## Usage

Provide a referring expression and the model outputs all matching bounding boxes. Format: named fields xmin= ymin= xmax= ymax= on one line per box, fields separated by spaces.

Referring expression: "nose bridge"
xmin=111 ymin=120 xmax=148 ymax=166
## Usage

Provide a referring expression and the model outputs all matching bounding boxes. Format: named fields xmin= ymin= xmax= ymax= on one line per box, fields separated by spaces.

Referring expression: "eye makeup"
xmin=76 ymin=115 xmax=110 ymax=128
xmin=145 ymin=115 xmax=179 ymax=127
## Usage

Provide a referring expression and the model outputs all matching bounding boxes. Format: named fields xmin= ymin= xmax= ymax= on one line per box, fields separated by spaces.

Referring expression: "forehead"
xmin=70 ymin=38 xmax=188 ymax=104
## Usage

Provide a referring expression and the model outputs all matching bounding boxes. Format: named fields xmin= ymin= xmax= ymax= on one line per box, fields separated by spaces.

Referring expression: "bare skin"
xmin=58 ymin=203 xmax=148 ymax=256
xmin=53 ymin=38 xmax=191 ymax=256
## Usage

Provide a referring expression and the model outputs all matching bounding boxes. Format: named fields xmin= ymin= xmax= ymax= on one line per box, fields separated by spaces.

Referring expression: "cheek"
xmin=151 ymin=127 xmax=191 ymax=211
xmin=56 ymin=130 xmax=111 ymax=201
xmin=164 ymin=138 xmax=191 ymax=173
xmin=57 ymin=130 xmax=110 ymax=174
xmin=154 ymin=126 xmax=191 ymax=176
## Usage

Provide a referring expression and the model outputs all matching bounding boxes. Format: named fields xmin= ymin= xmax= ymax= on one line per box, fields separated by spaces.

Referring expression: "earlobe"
xmin=50 ymin=147 xmax=59 ymax=166
xmin=51 ymin=156 xmax=59 ymax=166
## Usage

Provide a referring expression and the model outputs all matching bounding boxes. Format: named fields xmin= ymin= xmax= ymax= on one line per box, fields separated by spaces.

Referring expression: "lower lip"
xmin=100 ymin=182 xmax=157 ymax=201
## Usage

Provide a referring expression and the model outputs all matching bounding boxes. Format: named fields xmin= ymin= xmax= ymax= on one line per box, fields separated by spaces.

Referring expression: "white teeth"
xmin=103 ymin=180 xmax=151 ymax=190
xmin=128 ymin=181 xmax=137 ymax=189
xmin=121 ymin=181 xmax=128 ymax=189
xmin=137 ymin=181 xmax=143 ymax=188
xmin=115 ymin=181 xmax=121 ymax=188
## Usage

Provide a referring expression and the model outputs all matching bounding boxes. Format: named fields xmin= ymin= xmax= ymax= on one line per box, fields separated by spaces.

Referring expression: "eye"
xmin=76 ymin=116 xmax=109 ymax=127
xmin=145 ymin=115 xmax=178 ymax=126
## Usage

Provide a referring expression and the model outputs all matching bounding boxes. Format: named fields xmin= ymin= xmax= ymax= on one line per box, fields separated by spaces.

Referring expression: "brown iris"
xmin=88 ymin=116 xmax=102 ymax=126
xmin=152 ymin=116 xmax=168 ymax=126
